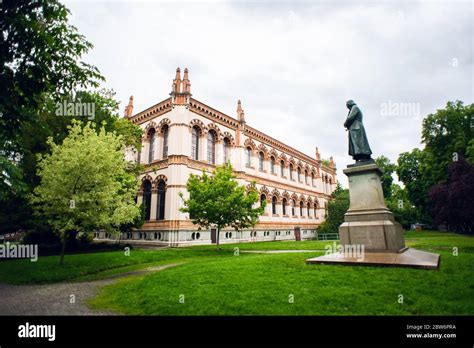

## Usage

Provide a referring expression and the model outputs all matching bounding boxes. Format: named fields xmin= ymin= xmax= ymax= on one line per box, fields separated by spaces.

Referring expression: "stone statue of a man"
xmin=344 ymin=100 xmax=373 ymax=163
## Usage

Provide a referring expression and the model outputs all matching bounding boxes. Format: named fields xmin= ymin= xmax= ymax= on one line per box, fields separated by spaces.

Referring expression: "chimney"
xmin=124 ymin=95 xmax=134 ymax=118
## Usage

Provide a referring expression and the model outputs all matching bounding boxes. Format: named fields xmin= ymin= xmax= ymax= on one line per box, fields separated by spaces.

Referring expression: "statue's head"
xmin=346 ymin=100 xmax=356 ymax=109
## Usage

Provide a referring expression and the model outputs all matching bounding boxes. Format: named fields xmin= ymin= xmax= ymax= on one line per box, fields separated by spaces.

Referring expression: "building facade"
xmin=96 ymin=68 xmax=337 ymax=246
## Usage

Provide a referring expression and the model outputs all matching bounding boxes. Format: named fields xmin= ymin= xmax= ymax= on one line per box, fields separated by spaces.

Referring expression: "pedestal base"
xmin=305 ymin=248 xmax=440 ymax=270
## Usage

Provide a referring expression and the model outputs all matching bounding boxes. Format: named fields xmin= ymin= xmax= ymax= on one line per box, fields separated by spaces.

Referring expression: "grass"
xmin=0 ymin=231 xmax=473 ymax=315
xmin=0 ymin=248 xmax=225 ymax=284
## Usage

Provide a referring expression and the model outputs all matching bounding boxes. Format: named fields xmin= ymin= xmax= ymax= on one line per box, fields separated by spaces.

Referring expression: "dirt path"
xmin=0 ymin=263 xmax=181 ymax=315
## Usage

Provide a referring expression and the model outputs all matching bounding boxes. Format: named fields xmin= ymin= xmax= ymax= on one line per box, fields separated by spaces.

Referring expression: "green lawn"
xmin=0 ymin=231 xmax=473 ymax=315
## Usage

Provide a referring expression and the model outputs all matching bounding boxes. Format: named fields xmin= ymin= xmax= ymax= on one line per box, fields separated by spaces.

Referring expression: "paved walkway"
xmin=0 ymin=263 xmax=181 ymax=316
xmin=241 ymin=249 xmax=325 ymax=254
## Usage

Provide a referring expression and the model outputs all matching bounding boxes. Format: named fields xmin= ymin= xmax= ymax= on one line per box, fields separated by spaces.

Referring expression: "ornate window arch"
xmin=280 ymin=159 xmax=285 ymax=177
xmin=222 ymin=132 xmax=235 ymax=146
xmin=282 ymin=197 xmax=287 ymax=216
xmin=143 ymin=122 xmax=157 ymax=138
xmin=270 ymin=156 xmax=276 ymax=174
xmin=244 ymin=138 xmax=256 ymax=151
xmin=207 ymin=123 xmax=222 ymax=140
xmin=289 ymin=163 xmax=294 ymax=180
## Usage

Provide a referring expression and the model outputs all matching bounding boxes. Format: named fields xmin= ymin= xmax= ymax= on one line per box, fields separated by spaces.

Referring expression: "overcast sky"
xmin=65 ymin=0 xmax=473 ymax=187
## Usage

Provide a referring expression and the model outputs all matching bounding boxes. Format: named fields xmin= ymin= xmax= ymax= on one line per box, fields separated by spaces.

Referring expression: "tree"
xmin=0 ymin=89 xmax=143 ymax=236
xmin=179 ymin=163 xmax=264 ymax=249
xmin=396 ymin=148 xmax=431 ymax=221
xmin=1 ymin=0 xmax=102 ymax=200
xmin=421 ymin=101 xmax=473 ymax=187
xmin=396 ymin=101 xmax=473 ymax=223
xmin=375 ymin=155 xmax=396 ymax=199
xmin=317 ymin=183 xmax=349 ymax=235
xmin=31 ymin=122 xmax=141 ymax=264
xmin=385 ymin=184 xmax=419 ymax=229
xmin=428 ymin=157 xmax=474 ymax=234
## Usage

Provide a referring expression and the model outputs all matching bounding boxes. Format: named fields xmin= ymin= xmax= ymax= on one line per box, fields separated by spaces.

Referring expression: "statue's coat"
xmin=344 ymin=101 xmax=372 ymax=159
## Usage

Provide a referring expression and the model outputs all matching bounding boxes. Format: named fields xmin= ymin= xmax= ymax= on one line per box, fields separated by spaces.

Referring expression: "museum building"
xmin=96 ymin=68 xmax=337 ymax=245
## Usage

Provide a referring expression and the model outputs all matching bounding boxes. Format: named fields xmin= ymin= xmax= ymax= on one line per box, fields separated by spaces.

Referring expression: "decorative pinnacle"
xmin=237 ymin=100 xmax=245 ymax=123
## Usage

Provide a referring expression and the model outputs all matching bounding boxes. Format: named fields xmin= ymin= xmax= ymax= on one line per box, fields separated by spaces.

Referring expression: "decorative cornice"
xmin=129 ymin=98 xmax=172 ymax=125
xmin=189 ymin=98 xmax=240 ymax=130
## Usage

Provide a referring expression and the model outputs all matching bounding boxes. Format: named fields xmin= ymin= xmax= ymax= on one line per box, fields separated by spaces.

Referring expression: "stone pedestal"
xmin=339 ymin=163 xmax=405 ymax=252
xmin=306 ymin=162 xmax=440 ymax=269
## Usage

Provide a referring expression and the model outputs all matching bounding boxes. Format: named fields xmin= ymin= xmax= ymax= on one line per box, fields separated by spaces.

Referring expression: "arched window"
xmin=270 ymin=156 xmax=275 ymax=174
xmin=162 ymin=125 xmax=169 ymax=159
xmin=311 ymin=172 xmax=315 ymax=186
xmin=191 ymin=126 xmax=200 ymax=160
xmin=272 ymin=196 xmax=277 ymax=214
xmin=307 ymin=202 xmax=311 ymax=216
xmin=207 ymin=130 xmax=216 ymax=164
xmin=289 ymin=164 xmax=294 ymax=180
xmin=300 ymin=201 xmax=304 ymax=216
xmin=148 ymin=129 xmax=156 ymax=163
xmin=305 ymin=170 xmax=308 ymax=184
xmin=223 ymin=137 xmax=231 ymax=163
xmin=314 ymin=201 xmax=319 ymax=218
xmin=297 ymin=167 xmax=301 ymax=182
xmin=156 ymin=180 xmax=166 ymax=220
xmin=143 ymin=180 xmax=152 ymax=221
xmin=282 ymin=198 xmax=287 ymax=215
xmin=260 ymin=194 xmax=266 ymax=207
xmin=258 ymin=152 xmax=264 ymax=171
xmin=246 ymin=147 xmax=252 ymax=167
xmin=280 ymin=160 xmax=285 ymax=177
xmin=291 ymin=199 xmax=296 ymax=216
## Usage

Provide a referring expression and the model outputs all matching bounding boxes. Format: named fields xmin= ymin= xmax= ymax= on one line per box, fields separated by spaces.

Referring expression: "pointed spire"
xmin=182 ymin=68 xmax=191 ymax=94
xmin=172 ymin=67 xmax=182 ymax=93
xmin=315 ymin=147 xmax=321 ymax=161
xmin=237 ymin=100 xmax=245 ymax=123
xmin=124 ymin=95 xmax=134 ymax=118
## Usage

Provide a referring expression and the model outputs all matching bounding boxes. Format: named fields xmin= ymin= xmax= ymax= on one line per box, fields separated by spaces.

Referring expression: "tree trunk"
xmin=216 ymin=227 xmax=220 ymax=251
xmin=59 ymin=233 xmax=67 ymax=265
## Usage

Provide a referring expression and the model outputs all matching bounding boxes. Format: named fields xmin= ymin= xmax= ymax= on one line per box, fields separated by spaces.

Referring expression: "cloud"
xmin=65 ymin=0 xmax=473 ymax=186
